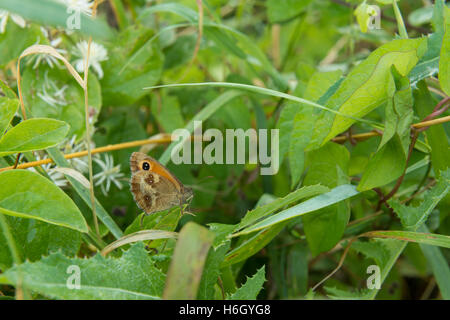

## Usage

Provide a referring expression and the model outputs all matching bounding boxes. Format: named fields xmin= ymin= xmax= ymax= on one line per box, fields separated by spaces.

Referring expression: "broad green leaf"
xmin=0 ymin=118 xmax=69 ymax=157
xmin=0 ymin=215 xmax=81 ymax=270
xmin=46 ymin=147 xmax=123 ymax=239
xmin=267 ymin=0 xmax=312 ymax=23
xmin=228 ymin=266 xmax=265 ymax=300
xmin=357 ymin=136 xmax=406 ymax=191
xmin=418 ymin=225 xmax=450 ymax=299
xmin=232 ymin=184 xmax=359 ymax=237
xmin=0 ymin=243 xmax=164 ymax=299
xmin=101 ymin=25 xmax=163 ymax=106
xmin=302 ymin=143 xmax=350 ymax=255
xmin=363 ymin=230 xmax=450 ymax=248
xmin=0 ymin=97 xmax=18 ymax=136
xmin=163 ymin=222 xmax=215 ymax=299
xmin=439 ymin=6 xmax=450 ymax=95
xmin=0 ymin=0 xmax=114 ymax=40
xmin=236 ymin=184 xmax=329 ymax=232
xmin=308 ymin=38 xmax=427 ymax=148
xmin=0 ymin=170 xmax=88 ymax=232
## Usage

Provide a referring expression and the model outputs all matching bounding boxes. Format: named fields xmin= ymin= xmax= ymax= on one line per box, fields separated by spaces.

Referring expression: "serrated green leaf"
xmin=0 ymin=170 xmax=88 ymax=233
xmin=228 ymin=266 xmax=265 ymax=300
xmin=0 ymin=243 xmax=164 ymax=299
xmin=388 ymin=169 xmax=450 ymax=230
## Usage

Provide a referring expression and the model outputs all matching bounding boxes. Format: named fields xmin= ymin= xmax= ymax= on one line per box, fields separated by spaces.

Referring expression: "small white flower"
xmin=0 ymin=9 xmax=26 ymax=34
xmin=56 ymin=0 xmax=94 ymax=16
xmin=37 ymin=71 xmax=68 ymax=108
xmin=28 ymin=33 xmax=67 ymax=69
xmin=93 ymin=154 xmax=124 ymax=195
xmin=73 ymin=40 xmax=108 ymax=79
xmin=28 ymin=154 xmax=67 ymax=187
xmin=60 ymin=135 xmax=98 ymax=173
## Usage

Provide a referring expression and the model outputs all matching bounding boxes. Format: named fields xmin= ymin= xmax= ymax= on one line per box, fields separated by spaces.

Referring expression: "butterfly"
xmin=129 ymin=152 xmax=193 ymax=218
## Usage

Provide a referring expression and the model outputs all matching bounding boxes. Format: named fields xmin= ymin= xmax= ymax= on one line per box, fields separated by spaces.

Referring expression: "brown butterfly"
xmin=130 ymin=152 xmax=193 ymax=217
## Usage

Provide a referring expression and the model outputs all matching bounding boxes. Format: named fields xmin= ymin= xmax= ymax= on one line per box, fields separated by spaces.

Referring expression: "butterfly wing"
xmin=130 ymin=170 xmax=180 ymax=214
xmin=130 ymin=152 xmax=192 ymax=215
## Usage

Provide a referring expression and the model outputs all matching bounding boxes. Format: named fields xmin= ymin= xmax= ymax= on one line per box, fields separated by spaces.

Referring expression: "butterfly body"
xmin=130 ymin=152 xmax=193 ymax=215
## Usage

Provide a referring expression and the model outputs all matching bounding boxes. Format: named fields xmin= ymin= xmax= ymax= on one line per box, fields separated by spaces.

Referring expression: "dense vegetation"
xmin=0 ymin=0 xmax=449 ymax=300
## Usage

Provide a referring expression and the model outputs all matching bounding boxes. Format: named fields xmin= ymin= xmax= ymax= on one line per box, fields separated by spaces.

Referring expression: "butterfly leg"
xmin=139 ymin=213 xmax=146 ymax=228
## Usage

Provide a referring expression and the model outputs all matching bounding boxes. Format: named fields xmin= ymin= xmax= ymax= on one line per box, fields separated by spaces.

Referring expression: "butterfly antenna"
xmin=197 ymin=175 xmax=214 ymax=184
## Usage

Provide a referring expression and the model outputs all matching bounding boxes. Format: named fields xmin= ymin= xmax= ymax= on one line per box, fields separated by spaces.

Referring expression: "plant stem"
xmin=392 ymin=0 xmax=408 ymax=38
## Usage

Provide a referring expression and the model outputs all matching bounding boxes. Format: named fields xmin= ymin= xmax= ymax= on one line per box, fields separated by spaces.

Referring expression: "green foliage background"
xmin=0 ymin=0 xmax=449 ymax=300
